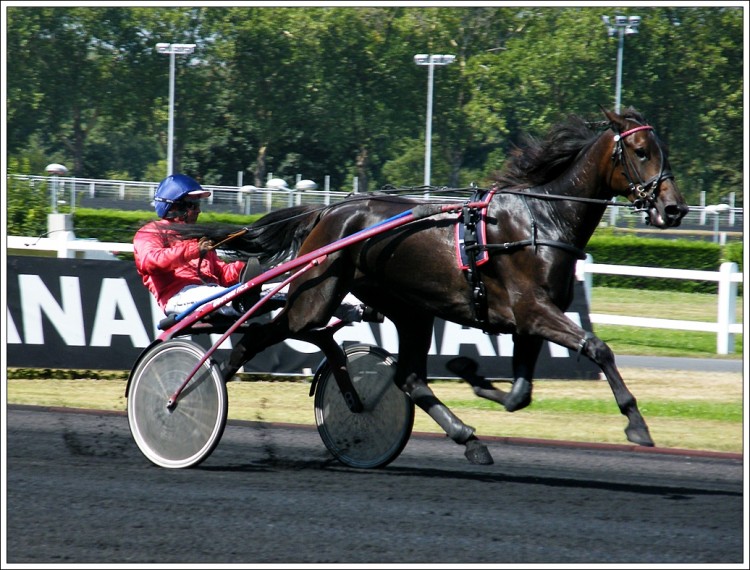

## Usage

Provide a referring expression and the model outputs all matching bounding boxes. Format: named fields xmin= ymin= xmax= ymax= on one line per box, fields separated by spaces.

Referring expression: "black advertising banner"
xmin=6 ymin=256 xmax=599 ymax=379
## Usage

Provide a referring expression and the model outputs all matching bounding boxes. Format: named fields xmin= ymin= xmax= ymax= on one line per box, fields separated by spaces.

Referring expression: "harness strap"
xmin=460 ymin=194 xmax=489 ymax=325
xmin=473 ymin=239 xmax=586 ymax=260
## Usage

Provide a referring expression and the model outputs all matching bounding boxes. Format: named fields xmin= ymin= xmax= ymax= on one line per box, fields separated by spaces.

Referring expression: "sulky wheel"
xmin=314 ymin=344 xmax=414 ymax=469
xmin=127 ymin=338 xmax=227 ymax=469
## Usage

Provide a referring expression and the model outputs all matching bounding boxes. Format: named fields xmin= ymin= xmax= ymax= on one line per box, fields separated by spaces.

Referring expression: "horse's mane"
xmin=491 ymin=108 xmax=647 ymax=189
xmin=170 ymin=204 xmax=323 ymax=265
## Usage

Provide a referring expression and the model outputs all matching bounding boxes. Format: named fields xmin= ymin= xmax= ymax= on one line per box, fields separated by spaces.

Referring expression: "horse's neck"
xmin=539 ymin=137 xmax=612 ymax=248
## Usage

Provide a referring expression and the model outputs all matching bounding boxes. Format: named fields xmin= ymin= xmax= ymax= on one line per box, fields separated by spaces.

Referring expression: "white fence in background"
xmin=8 ymin=175 xmax=744 ymax=234
xmin=7 ymin=236 xmax=743 ymax=355
xmin=576 ymin=255 xmax=742 ymax=355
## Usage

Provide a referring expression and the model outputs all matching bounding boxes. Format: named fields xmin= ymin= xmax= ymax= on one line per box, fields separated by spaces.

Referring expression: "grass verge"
xmin=589 ymin=287 xmax=743 ymax=358
xmin=7 ymin=367 xmax=743 ymax=454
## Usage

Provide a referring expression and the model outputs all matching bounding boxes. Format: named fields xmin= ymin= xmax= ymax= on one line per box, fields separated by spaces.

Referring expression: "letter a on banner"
xmin=90 ymin=278 xmax=151 ymax=347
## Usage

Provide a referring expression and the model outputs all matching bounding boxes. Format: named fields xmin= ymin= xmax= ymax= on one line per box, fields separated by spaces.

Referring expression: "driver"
xmin=134 ymin=174 xmax=374 ymax=322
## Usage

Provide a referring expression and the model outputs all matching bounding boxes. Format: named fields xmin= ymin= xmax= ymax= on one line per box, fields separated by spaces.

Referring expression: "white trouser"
xmin=165 ymin=283 xmax=364 ymax=322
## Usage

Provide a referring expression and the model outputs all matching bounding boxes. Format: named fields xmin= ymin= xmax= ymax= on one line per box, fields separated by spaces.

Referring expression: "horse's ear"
xmin=600 ymin=105 xmax=626 ymax=131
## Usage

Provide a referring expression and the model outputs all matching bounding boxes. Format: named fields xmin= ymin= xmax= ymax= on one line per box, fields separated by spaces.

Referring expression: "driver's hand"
xmin=198 ymin=237 xmax=214 ymax=253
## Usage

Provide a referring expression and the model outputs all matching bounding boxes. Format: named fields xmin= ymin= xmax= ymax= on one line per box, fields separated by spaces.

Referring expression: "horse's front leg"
xmin=578 ymin=332 xmax=654 ymax=446
xmin=526 ymin=306 xmax=654 ymax=447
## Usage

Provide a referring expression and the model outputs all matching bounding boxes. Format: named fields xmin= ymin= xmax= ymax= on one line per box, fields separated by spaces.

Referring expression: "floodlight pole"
xmin=602 ymin=15 xmax=640 ymax=114
xmin=414 ymin=54 xmax=456 ymax=188
xmin=156 ymin=42 xmax=196 ymax=177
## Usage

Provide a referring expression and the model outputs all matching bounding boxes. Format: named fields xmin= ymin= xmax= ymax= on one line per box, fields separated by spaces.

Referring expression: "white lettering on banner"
xmin=90 ymin=278 xmax=151 ymax=347
xmin=285 ymin=312 xmax=585 ymax=358
xmin=150 ymin=295 xmax=166 ymax=338
xmin=496 ymin=333 xmax=514 ymax=356
xmin=19 ymin=274 xmax=86 ymax=346
xmin=7 ymin=308 xmax=21 ymax=343
xmin=284 ymin=320 xmax=379 ymax=353
xmin=356 ymin=319 xmax=438 ymax=355
xmin=547 ymin=312 xmax=583 ymax=357
xmin=146 ymin=295 xmax=233 ymax=349
xmin=282 ymin=337 xmax=323 ymax=354
xmin=376 ymin=319 xmax=399 ymax=354
xmin=440 ymin=321 xmax=497 ymax=356
xmin=209 ymin=333 xmax=234 ymax=349
xmin=332 ymin=321 xmax=378 ymax=346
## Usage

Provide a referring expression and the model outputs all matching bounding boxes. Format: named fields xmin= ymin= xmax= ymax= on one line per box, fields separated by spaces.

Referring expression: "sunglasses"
xmin=180 ymin=200 xmax=201 ymax=211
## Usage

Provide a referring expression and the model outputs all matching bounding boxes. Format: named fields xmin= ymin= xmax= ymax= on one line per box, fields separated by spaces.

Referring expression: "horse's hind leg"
xmin=446 ymin=334 xmax=540 ymax=412
xmin=394 ymin=316 xmax=493 ymax=465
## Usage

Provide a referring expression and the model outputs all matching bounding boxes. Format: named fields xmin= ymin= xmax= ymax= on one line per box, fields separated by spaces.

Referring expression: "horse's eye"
xmin=634 ymin=148 xmax=648 ymax=161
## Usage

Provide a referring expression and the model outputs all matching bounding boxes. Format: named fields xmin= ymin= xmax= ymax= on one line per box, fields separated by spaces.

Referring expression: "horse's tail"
xmin=172 ymin=204 xmax=324 ymax=265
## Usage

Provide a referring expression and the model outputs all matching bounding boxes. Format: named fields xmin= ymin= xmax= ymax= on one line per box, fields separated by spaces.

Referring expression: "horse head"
xmin=601 ymin=107 xmax=689 ymax=228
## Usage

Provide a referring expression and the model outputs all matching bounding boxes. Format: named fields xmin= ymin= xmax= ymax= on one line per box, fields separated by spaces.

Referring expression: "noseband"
xmin=611 ymin=124 xmax=674 ymax=213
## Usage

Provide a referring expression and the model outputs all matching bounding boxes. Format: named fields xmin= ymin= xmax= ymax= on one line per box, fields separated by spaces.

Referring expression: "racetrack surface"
xmin=5 ymin=405 xmax=745 ymax=565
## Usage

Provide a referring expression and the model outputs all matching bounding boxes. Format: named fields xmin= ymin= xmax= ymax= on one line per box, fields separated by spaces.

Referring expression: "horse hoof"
xmin=504 ymin=378 xmax=532 ymax=412
xmin=464 ymin=438 xmax=494 ymax=465
xmin=625 ymin=426 xmax=655 ymax=447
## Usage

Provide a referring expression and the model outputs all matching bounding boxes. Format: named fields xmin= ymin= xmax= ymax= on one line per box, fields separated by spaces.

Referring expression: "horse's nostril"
xmin=664 ymin=204 xmax=687 ymax=226
xmin=665 ymin=204 xmax=687 ymax=217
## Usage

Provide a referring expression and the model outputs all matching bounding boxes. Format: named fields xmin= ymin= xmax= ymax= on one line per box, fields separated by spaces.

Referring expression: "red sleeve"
xmin=206 ymin=254 xmax=245 ymax=286
xmin=133 ymin=222 xmax=201 ymax=274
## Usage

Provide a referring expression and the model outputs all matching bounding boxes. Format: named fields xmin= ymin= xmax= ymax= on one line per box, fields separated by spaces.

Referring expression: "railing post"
xmin=716 ymin=261 xmax=738 ymax=354
xmin=576 ymin=254 xmax=594 ymax=307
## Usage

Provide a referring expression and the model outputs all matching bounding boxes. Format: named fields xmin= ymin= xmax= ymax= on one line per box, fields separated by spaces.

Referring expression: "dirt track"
xmin=5 ymin=405 xmax=744 ymax=565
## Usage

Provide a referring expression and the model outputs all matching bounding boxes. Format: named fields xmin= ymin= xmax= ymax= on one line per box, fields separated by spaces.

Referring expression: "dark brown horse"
xmin=179 ymin=107 xmax=688 ymax=464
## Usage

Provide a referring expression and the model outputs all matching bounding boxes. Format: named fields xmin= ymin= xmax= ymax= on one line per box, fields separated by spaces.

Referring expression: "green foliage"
xmin=443 ymin=395 xmax=742 ymax=422
xmin=5 ymin=6 xmax=744 ymax=204
xmin=722 ymin=241 xmax=743 ymax=271
xmin=72 ymin=208 xmax=263 ymax=243
xmin=73 ymin=208 xmax=156 ymax=243
xmin=586 ymin=235 xmax=725 ymax=293
xmin=593 ymin=324 xmax=742 ymax=359
xmin=6 ymin=158 xmax=49 ymax=236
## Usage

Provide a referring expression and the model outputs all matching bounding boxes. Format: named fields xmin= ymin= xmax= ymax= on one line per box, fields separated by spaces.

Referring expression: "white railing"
xmin=9 ymin=175 xmax=744 ymax=231
xmin=7 ymin=235 xmax=743 ymax=355
xmin=7 ymin=235 xmax=135 ymax=259
xmin=576 ymin=255 xmax=743 ymax=355
xmin=8 ymin=174 xmax=352 ymax=215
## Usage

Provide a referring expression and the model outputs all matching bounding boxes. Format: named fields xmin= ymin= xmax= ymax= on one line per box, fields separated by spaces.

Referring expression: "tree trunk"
xmin=254 ymin=145 xmax=268 ymax=187
xmin=355 ymin=145 xmax=369 ymax=193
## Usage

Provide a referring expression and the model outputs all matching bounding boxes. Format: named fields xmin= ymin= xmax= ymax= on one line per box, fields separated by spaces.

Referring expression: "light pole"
xmin=156 ymin=42 xmax=196 ymax=177
xmin=414 ymin=53 xmax=456 ymax=188
xmin=602 ymin=15 xmax=640 ymax=114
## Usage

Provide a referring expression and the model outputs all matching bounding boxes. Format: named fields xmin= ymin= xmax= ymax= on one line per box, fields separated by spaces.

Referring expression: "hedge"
xmin=586 ymin=234 xmax=741 ymax=293
xmin=72 ymin=208 xmax=263 ymax=261
xmin=73 ymin=208 xmax=262 ymax=243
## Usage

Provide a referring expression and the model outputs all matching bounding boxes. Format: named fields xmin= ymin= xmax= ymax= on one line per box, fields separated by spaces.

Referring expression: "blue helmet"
xmin=153 ymin=174 xmax=211 ymax=218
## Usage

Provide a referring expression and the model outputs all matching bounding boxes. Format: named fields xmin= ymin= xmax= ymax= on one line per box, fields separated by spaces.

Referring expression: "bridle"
xmin=611 ymin=124 xmax=674 ymax=213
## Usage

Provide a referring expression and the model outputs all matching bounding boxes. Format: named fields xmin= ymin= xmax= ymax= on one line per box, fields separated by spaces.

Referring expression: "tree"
xmin=5 ymin=6 xmax=743 ymax=204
